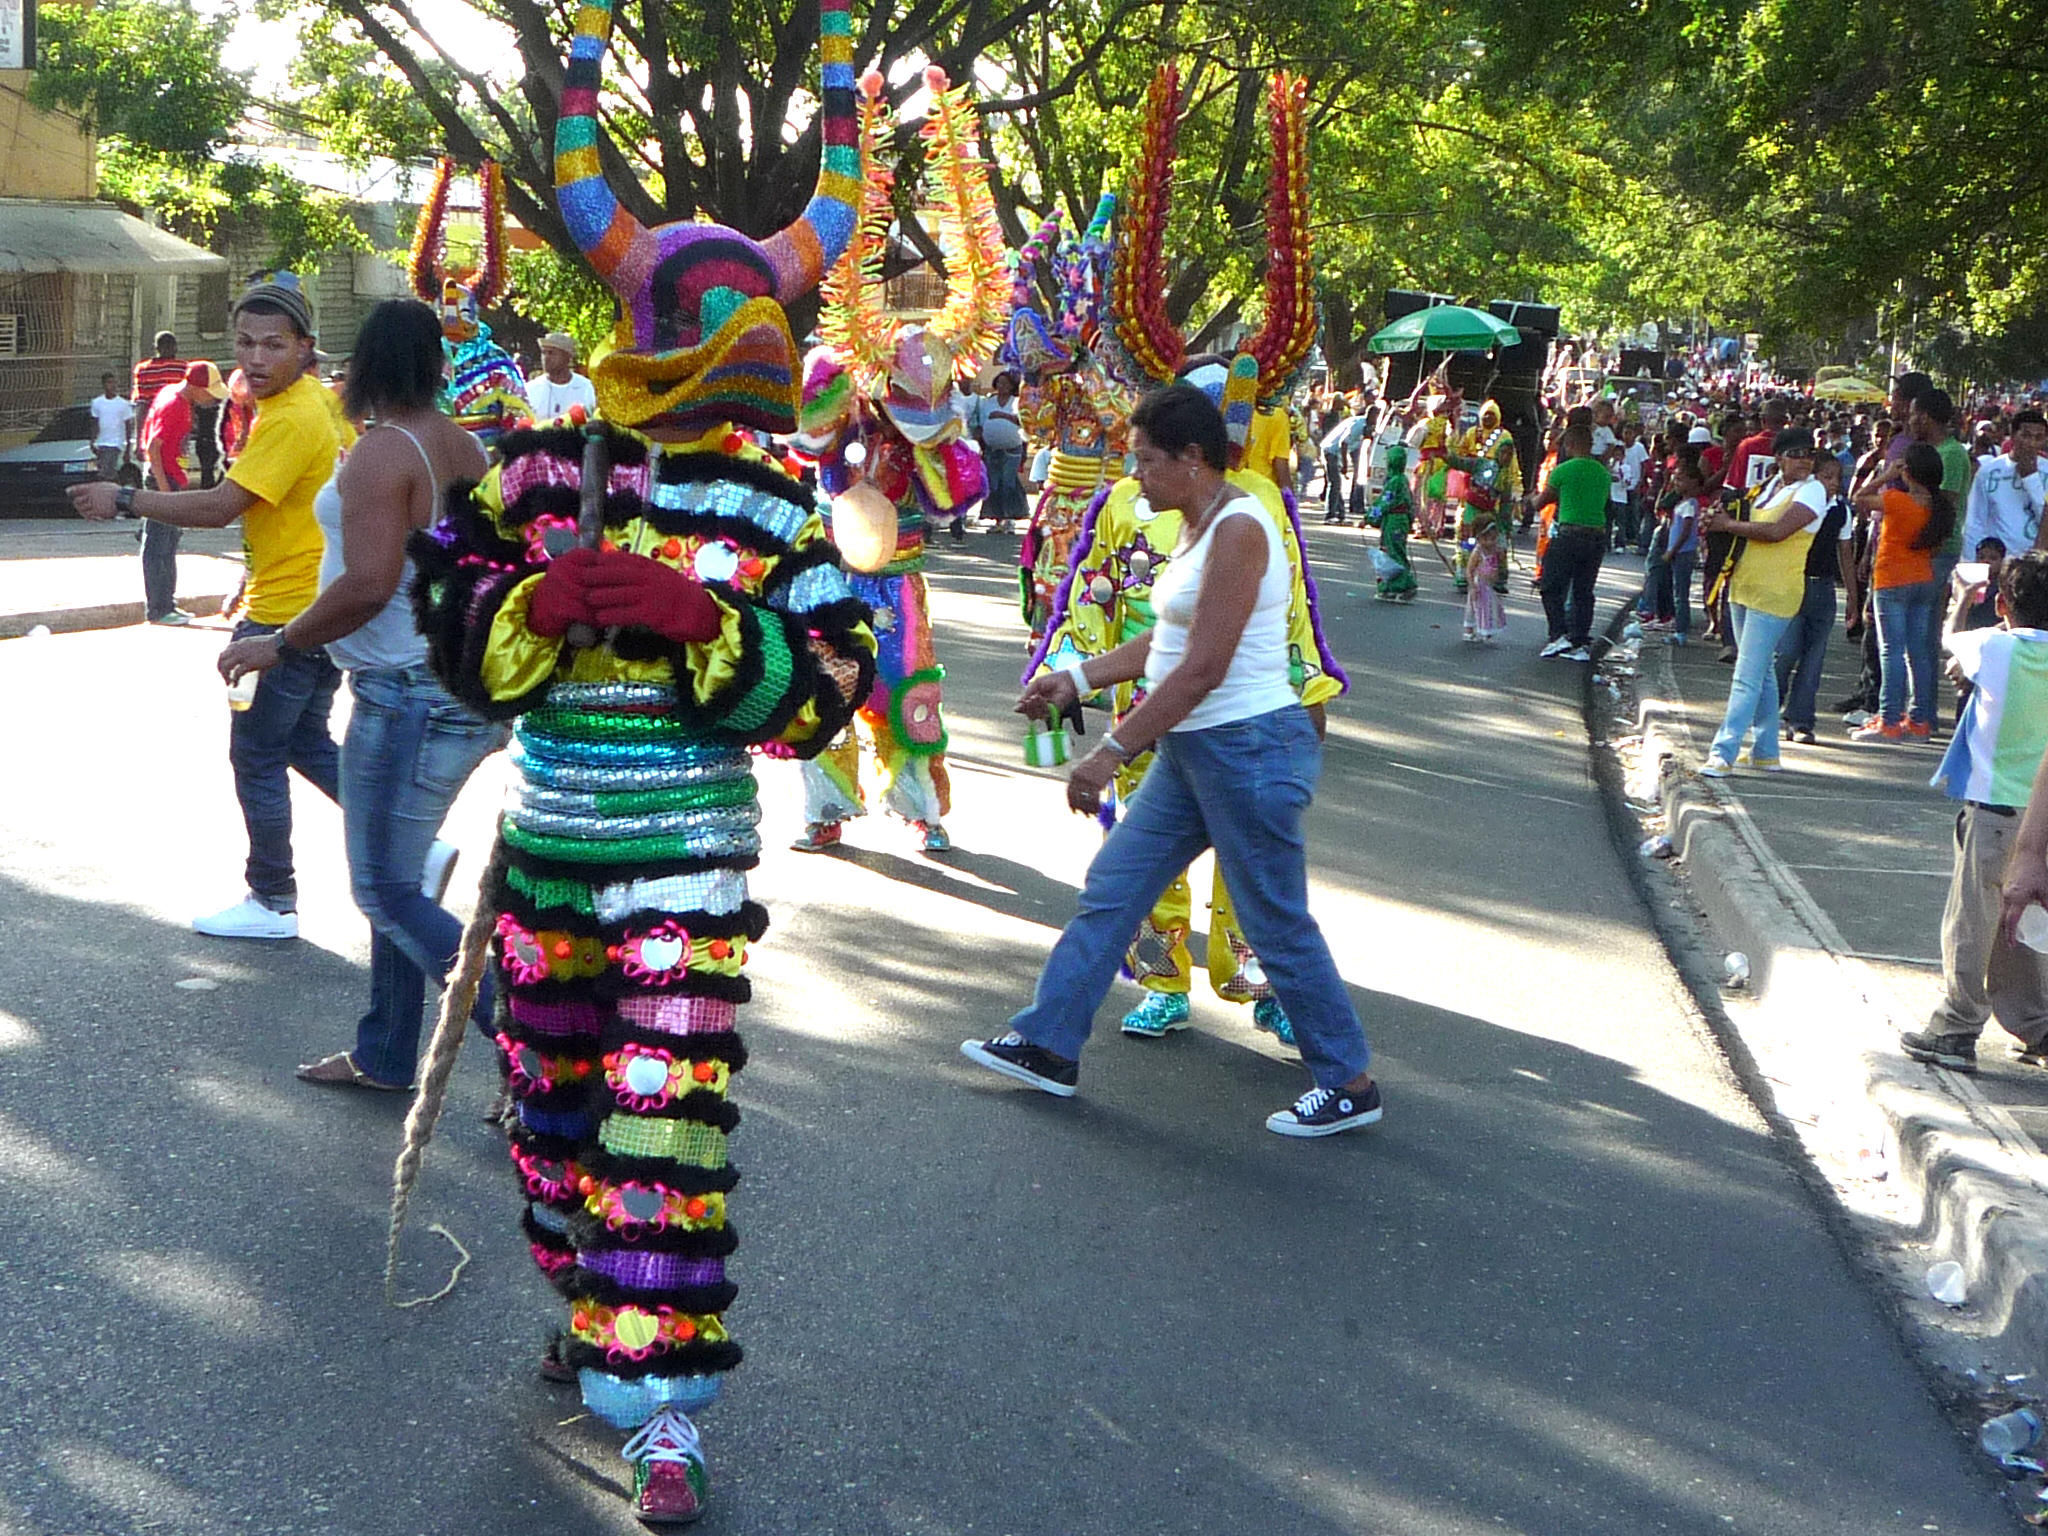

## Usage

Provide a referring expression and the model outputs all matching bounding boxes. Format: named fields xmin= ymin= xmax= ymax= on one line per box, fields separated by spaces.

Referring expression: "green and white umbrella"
xmin=1367 ymin=305 xmax=1523 ymax=355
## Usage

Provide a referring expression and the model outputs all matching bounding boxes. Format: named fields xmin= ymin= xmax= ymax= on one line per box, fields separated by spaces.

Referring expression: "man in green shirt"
xmin=1915 ymin=387 xmax=1973 ymax=728
xmin=1536 ymin=423 xmax=1611 ymax=660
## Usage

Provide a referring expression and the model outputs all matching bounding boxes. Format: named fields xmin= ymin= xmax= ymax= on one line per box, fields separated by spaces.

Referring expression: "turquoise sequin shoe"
xmin=1120 ymin=991 xmax=1191 ymax=1038
xmin=1252 ymin=998 xmax=1297 ymax=1047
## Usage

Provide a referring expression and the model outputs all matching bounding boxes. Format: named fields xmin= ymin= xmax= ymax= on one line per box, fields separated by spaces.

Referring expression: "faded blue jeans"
xmin=227 ymin=619 xmax=341 ymax=909
xmin=1709 ymin=603 xmax=1793 ymax=765
xmin=1874 ymin=579 xmax=1938 ymax=729
xmin=340 ymin=664 xmax=506 ymax=1086
xmin=1009 ymin=704 xmax=1371 ymax=1090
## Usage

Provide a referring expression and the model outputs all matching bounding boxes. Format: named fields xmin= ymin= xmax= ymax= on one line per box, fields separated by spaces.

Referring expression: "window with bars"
xmin=0 ymin=272 xmax=138 ymax=434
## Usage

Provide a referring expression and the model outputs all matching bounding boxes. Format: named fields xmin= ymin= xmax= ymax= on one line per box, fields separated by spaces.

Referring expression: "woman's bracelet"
xmin=1060 ymin=660 xmax=1091 ymax=698
xmin=1100 ymin=732 xmax=1135 ymax=763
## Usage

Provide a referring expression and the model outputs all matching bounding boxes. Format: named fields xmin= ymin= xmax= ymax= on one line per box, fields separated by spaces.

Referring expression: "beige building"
xmin=0 ymin=72 xmax=228 ymax=443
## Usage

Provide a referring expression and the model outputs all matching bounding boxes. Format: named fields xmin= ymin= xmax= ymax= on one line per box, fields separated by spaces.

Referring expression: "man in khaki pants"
xmin=1904 ymin=552 xmax=2048 ymax=1072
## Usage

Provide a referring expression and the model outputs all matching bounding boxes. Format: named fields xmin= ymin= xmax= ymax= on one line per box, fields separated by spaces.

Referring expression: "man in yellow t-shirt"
xmin=1242 ymin=404 xmax=1295 ymax=492
xmin=69 ymin=275 xmax=352 ymax=940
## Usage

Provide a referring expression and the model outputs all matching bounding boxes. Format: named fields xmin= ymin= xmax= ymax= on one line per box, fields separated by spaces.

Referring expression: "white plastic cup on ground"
xmin=1925 ymin=1260 xmax=1967 ymax=1307
xmin=1981 ymin=1407 xmax=2043 ymax=1457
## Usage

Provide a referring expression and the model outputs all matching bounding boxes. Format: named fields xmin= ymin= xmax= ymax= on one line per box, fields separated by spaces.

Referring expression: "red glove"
xmin=526 ymin=547 xmax=603 ymax=639
xmin=583 ymin=550 xmax=723 ymax=643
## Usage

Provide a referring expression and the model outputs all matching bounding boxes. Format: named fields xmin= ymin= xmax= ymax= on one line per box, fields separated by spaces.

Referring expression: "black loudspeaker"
xmin=1487 ymin=300 xmax=1561 ymax=336
xmin=1383 ymin=288 xmax=1456 ymax=322
xmin=1493 ymin=331 xmax=1552 ymax=383
xmin=1617 ymin=347 xmax=1664 ymax=379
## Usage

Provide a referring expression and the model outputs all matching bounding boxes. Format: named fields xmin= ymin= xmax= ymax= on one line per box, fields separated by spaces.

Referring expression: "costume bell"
xmin=404 ymin=0 xmax=876 ymax=1521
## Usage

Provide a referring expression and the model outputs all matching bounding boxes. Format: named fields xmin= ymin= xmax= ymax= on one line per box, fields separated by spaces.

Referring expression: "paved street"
xmin=0 ymin=521 xmax=2012 ymax=1534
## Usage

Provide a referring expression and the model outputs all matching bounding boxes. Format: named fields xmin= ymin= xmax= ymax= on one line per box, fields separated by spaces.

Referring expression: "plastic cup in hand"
xmin=2018 ymin=905 xmax=2048 ymax=955
xmin=226 ymin=670 xmax=258 ymax=712
xmin=1982 ymin=1407 xmax=2043 ymax=1457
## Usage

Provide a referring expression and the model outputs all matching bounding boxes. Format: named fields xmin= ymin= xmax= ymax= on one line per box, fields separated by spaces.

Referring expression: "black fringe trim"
xmin=576 ymin=1146 xmax=741 ymax=1195
xmin=490 ymin=881 xmax=769 ymax=947
xmin=561 ymin=1338 xmax=743 ymax=1379
xmin=558 ymin=1267 xmax=739 ymax=1316
xmin=499 ymin=421 xmax=651 ymax=471
xmin=522 ymin=1205 xmax=581 ymax=1258
xmin=565 ymin=1208 xmax=741 ymax=1259
xmin=594 ymin=1024 xmax=747 ymax=1075
xmin=501 ymin=970 xmax=753 ymax=1008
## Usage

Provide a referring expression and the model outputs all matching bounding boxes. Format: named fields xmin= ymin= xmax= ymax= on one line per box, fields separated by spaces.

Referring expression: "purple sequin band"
xmin=509 ymin=996 xmax=603 ymax=1036
xmin=581 ymin=1249 xmax=727 ymax=1291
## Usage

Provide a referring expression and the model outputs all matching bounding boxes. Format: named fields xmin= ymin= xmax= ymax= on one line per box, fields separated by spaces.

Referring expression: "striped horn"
xmin=553 ymin=0 xmax=658 ymax=295
xmin=761 ymin=0 xmax=862 ymax=303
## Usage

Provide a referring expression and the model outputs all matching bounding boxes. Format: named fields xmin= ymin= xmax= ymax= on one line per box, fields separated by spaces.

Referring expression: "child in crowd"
xmin=1903 ymin=551 xmax=2048 ymax=1073
xmin=1370 ymin=443 xmax=1419 ymax=601
xmin=1650 ymin=462 xmax=1704 ymax=644
xmin=1463 ymin=521 xmax=1507 ymax=641
xmin=1953 ymin=536 xmax=2007 ymax=710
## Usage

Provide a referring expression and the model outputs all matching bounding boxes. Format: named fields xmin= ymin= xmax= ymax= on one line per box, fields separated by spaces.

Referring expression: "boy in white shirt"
xmin=90 ymin=372 xmax=135 ymax=480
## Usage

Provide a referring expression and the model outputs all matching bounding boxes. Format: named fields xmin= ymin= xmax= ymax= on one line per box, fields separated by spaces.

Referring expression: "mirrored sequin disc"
xmin=623 ymin=1055 xmax=671 ymax=1097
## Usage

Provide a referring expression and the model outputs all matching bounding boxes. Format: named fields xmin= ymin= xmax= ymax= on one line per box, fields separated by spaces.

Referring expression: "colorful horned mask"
xmin=409 ymin=158 xmax=508 ymax=345
xmin=553 ymin=0 xmax=861 ymax=435
xmin=1104 ymin=65 xmax=1317 ymax=444
xmin=1001 ymin=194 xmax=1114 ymax=379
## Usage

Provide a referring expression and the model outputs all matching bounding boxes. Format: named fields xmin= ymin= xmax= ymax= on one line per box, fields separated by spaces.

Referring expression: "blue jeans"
xmin=1874 ymin=580 xmax=1938 ymax=728
xmin=1324 ymin=451 xmax=1345 ymax=517
xmin=982 ymin=443 xmax=1026 ymax=523
xmin=1710 ymin=603 xmax=1793 ymax=764
xmin=1010 ymin=705 xmax=1370 ymax=1089
xmin=1928 ymin=554 xmax=1958 ymax=729
xmin=1669 ymin=549 xmax=1696 ymax=639
xmin=340 ymin=665 xmax=506 ymax=1086
xmin=141 ymin=517 xmax=182 ymax=619
xmin=1773 ymin=575 xmax=1837 ymax=730
xmin=227 ymin=620 xmax=342 ymax=909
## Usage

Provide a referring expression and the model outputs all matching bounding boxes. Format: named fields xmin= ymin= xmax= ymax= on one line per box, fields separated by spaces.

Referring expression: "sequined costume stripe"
xmin=412 ymin=421 xmax=874 ymax=1434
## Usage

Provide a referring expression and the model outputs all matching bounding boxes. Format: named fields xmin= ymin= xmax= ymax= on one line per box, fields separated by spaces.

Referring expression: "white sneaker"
xmin=1539 ymin=637 xmax=1573 ymax=659
xmin=1562 ymin=646 xmax=1593 ymax=662
xmin=421 ymin=839 xmax=460 ymax=903
xmin=1842 ymin=709 xmax=1875 ymax=727
xmin=1699 ymin=756 xmax=1734 ymax=778
xmin=193 ymin=895 xmax=299 ymax=940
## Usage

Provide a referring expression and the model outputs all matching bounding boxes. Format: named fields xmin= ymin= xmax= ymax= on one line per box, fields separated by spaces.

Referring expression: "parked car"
xmin=0 ymin=406 xmax=139 ymax=517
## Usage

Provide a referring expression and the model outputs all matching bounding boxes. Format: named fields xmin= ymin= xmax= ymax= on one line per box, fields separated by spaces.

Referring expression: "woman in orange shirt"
xmin=1850 ymin=441 xmax=1956 ymax=741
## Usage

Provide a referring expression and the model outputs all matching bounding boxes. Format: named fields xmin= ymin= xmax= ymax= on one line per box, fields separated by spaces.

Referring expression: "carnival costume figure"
xmin=398 ymin=0 xmax=875 ymax=1521
xmin=409 ymin=158 xmax=531 ymax=449
xmin=1007 ymin=199 xmax=1132 ymax=645
xmin=1447 ymin=398 xmax=1520 ymax=593
xmin=1369 ymin=443 xmax=1418 ymax=600
xmin=1040 ymin=65 xmax=1344 ymax=1044
xmin=1408 ymin=393 xmax=1456 ymax=539
xmin=789 ymin=68 xmax=1008 ymax=856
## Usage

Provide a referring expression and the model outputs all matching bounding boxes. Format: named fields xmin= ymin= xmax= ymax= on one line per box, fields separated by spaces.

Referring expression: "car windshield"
xmin=34 ymin=406 xmax=96 ymax=443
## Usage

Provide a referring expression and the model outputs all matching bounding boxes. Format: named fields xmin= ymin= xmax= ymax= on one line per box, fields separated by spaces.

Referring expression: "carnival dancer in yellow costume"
xmin=1409 ymin=392 xmax=1456 ymax=540
xmin=1052 ymin=66 xmax=1343 ymax=1044
xmin=1448 ymin=398 xmax=1521 ymax=593
xmin=1010 ymin=199 xmax=1132 ymax=646
xmin=396 ymin=0 xmax=875 ymax=1521
xmin=789 ymin=68 xmax=1008 ymax=856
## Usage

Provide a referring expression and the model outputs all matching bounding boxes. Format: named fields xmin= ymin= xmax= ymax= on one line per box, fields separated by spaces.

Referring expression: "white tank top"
xmin=1143 ymin=499 xmax=1297 ymax=732
xmin=315 ymin=424 xmax=434 ymax=673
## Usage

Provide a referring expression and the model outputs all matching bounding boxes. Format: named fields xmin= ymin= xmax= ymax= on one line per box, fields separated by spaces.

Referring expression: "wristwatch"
xmin=114 ymin=486 xmax=137 ymax=516
xmin=1101 ymin=731 xmax=1135 ymax=763
xmin=273 ymin=630 xmax=306 ymax=660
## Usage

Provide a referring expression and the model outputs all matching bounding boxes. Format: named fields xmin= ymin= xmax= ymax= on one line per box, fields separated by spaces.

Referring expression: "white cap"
xmin=1688 ymin=425 xmax=1713 ymax=444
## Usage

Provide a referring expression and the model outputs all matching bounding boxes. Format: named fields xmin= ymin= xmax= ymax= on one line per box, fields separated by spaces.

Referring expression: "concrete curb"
xmin=0 ymin=592 xmax=229 ymax=640
xmin=1585 ymin=600 xmax=2048 ymax=1382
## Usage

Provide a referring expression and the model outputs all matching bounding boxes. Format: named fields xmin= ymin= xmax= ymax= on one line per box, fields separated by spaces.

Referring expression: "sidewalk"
xmin=0 ymin=517 xmax=245 ymax=636
xmin=1600 ymin=590 xmax=2048 ymax=1383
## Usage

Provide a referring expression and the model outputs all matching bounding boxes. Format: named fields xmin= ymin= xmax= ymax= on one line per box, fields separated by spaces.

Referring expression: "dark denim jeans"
xmin=1010 ymin=705 xmax=1371 ymax=1090
xmin=1874 ymin=579 xmax=1938 ymax=728
xmin=1539 ymin=523 xmax=1606 ymax=645
xmin=1668 ymin=549 xmax=1696 ymax=640
xmin=141 ymin=518 xmax=182 ymax=619
xmin=982 ymin=443 xmax=1026 ymax=523
xmin=1773 ymin=575 xmax=1837 ymax=731
xmin=227 ymin=620 xmax=341 ymax=909
xmin=341 ymin=665 xmax=506 ymax=1086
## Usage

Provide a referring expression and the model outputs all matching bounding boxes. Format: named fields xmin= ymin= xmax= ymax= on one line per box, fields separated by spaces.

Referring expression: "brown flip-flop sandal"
xmin=296 ymin=1051 xmax=414 ymax=1092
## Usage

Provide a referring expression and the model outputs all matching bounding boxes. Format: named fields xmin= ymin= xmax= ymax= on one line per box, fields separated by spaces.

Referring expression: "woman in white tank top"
xmin=218 ymin=299 xmax=507 ymax=1091
xmin=962 ymin=383 xmax=1382 ymax=1138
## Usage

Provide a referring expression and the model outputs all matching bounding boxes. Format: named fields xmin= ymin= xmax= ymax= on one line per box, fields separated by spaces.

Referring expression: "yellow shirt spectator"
xmin=226 ymin=374 xmax=353 ymax=624
xmin=1242 ymin=406 xmax=1293 ymax=487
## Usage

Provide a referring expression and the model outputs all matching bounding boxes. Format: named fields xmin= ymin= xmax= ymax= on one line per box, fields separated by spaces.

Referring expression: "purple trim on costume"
xmin=1278 ymin=487 xmax=1349 ymax=692
xmin=510 ymin=996 xmax=604 ymax=1035
xmin=582 ymin=1249 xmax=727 ymax=1290
xmin=1020 ymin=481 xmax=1117 ymax=683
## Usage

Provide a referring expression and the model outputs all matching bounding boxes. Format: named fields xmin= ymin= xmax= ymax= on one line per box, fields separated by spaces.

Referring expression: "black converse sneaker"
xmin=1900 ymin=1029 xmax=1978 ymax=1073
xmin=960 ymin=1032 xmax=1079 ymax=1097
xmin=1266 ymin=1079 xmax=1383 ymax=1137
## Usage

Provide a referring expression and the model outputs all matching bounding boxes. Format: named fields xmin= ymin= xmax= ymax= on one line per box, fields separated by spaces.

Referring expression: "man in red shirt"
xmin=1725 ymin=396 xmax=1789 ymax=499
xmin=131 ymin=331 xmax=187 ymax=409
xmin=137 ymin=361 xmax=228 ymax=624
